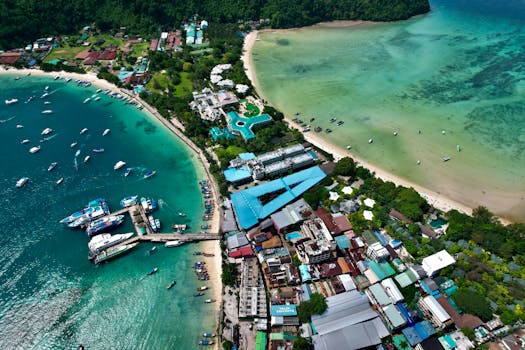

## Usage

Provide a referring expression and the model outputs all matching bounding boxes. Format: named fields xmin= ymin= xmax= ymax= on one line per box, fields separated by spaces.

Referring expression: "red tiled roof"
xmin=150 ymin=39 xmax=159 ymax=51
xmin=333 ymin=215 xmax=352 ymax=232
xmin=0 ymin=52 xmax=22 ymax=64
xmin=389 ymin=209 xmax=414 ymax=224
xmin=75 ymin=50 xmax=91 ymax=60
xmin=437 ymin=297 xmax=484 ymax=330
xmin=98 ymin=51 xmax=117 ymax=60
xmin=315 ymin=207 xmax=339 ymax=234
xmin=228 ymin=246 xmax=254 ymax=258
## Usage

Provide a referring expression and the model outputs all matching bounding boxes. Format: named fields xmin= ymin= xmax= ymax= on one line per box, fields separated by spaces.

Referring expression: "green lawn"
xmin=174 ymin=72 xmax=192 ymax=97
xmin=43 ymin=45 xmax=87 ymax=62
xmin=244 ymin=102 xmax=260 ymax=117
xmin=145 ymin=71 xmax=171 ymax=94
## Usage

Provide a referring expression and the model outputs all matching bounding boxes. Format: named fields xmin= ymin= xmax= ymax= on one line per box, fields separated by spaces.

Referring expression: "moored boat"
xmin=143 ymin=170 xmax=156 ymax=179
xmin=93 ymin=242 xmax=139 ymax=264
xmin=178 ymin=212 xmax=186 ymax=217
xmin=48 ymin=162 xmax=58 ymax=171
xmin=75 ymin=149 xmax=81 ymax=157
xmin=59 ymin=198 xmax=108 ymax=224
xmin=56 ymin=178 xmax=64 ymax=185
xmin=140 ymin=197 xmax=157 ymax=213
xmin=167 ymin=280 xmax=177 ymax=289
xmin=16 ymin=177 xmax=29 ymax=188
xmin=165 ymin=240 xmax=184 ymax=248
xmin=67 ymin=204 xmax=110 ymax=228
xmin=120 ymin=195 xmax=138 ymax=208
xmin=196 ymin=286 xmax=208 ymax=291
xmin=147 ymin=246 xmax=157 ymax=254
xmin=80 ymin=128 xmax=88 ymax=135
xmin=83 ymin=98 xmax=91 ymax=104
xmin=102 ymin=128 xmax=110 ymax=136
xmin=87 ymin=215 xmax=125 ymax=236
xmin=93 ymin=147 xmax=104 ymax=153
xmin=84 ymin=155 xmax=90 ymax=163
xmin=41 ymin=110 xmax=53 ymax=114
xmin=147 ymin=267 xmax=158 ymax=275
xmin=203 ymin=333 xmax=216 ymax=337
xmin=194 ymin=292 xmax=205 ymax=297
xmin=198 ymin=340 xmax=214 ymax=346
xmin=29 ymin=146 xmax=41 ymax=154
xmin=442 ymin=156 xmax=451 ymax=162
xmin=41 ymin=128 xmax=53 ymax=135
xmin=21 ymin=139 xmax=30 ymax=144
xmin=70 ymin=142 xmax=78 ymax=148
xmin=114 ymin=161 xmax=126 ymax=170
xmin=88 ymin=232 xmax=134 ymax=254
xmin=148 ymin=215 xmax=160 ymax=232
xmin=5 ymin=98 xmax=19 ymax=105
xmin=16 ymin=124 xmax=24 ymax=129
xmin=124 ymin=168 xmax=132 ymax=177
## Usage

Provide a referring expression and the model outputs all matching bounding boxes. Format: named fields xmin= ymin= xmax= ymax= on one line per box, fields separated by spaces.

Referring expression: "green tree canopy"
xmin=298 ymin=293 xmax=327 ymax=323
xmin=332 ymin=157 xmax=356 ymax=177
xmin=454 ymin=289 xmax=493 ymax=322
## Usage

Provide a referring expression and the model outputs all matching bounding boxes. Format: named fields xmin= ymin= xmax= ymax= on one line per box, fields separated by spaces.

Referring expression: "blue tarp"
xmin=299 ymin=264 xmax=311 ymax=282
xmin=414 ymin=320 xmax=436 ymax=340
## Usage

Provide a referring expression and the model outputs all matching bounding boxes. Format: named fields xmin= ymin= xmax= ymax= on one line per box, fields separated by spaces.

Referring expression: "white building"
xmin=367 ymin=242 xmax=390 ymax=262
xmin=418 ymin=295 xmax=452 ymax=329
xmin=421 ymin=250 xmax=456 ymax=276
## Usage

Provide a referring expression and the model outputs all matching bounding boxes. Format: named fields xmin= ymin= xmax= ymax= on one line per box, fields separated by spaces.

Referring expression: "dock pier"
xmin=102 ymin=204 xmax=221 ymax=251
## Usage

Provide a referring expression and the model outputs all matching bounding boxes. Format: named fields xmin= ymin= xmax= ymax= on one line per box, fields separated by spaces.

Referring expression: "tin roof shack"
xmin=311 ymin=290 xmax=390 ymax=350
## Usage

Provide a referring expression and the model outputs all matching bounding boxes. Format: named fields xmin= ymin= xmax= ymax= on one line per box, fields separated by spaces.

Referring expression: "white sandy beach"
xmin=240 ymin=30 xmax=514 ymax=223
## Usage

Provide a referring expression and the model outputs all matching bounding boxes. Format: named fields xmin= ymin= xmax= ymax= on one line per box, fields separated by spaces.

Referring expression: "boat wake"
xmin=40 ymin=133 xmax=59 ymax=142
xmin=0 ymin=116 xmax=16 ymax=123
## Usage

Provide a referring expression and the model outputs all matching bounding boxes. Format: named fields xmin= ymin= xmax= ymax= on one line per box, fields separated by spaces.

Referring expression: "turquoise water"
xmin=0 ymin=75 xmax=217 ymax=348
xmin=251 ymin=0 xmax=525 ymax=221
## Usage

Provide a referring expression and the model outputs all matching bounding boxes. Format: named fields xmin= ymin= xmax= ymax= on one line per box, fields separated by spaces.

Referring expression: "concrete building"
xmin=422 ymin=250 xmax=456 ymax=277
xmin=367 ymin=242 xmax=390 ymax=262
xmin=239 ymin=258 xmax=268 ymax=318
xmin=418 ymin=295 xmax=453 ymax=330
xmin=300 ymin=218 xmax=335 ymax=264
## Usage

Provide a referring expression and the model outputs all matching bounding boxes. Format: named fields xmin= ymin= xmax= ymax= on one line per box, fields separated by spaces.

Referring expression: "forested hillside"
xmin=0 ymin=0 xmax=429 ymax=49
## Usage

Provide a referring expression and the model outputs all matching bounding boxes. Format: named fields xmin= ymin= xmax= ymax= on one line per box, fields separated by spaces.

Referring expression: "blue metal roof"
xmin=271 ymin=304 xmax=298 ymax=317
xmin=239 ymin=152 xmax=256 ymax=160
xmin=299 ymin=264 xmax=312 ymax=282
xmin=224 ymin=167 xmax=252 ymax=183
xmin=231 ymin=166 xmax=326 ymax=229
xmin=335 ymin=235 xmax=350 ymax=249
xmin=414 ymin=320 xmax=436 ymax=340
xmin=402 ymin=327 xmax=423 ymax=346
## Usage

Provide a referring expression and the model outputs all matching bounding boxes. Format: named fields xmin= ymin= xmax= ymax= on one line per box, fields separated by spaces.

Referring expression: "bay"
xmin=0 ymin=75 xmax=216 ymax=349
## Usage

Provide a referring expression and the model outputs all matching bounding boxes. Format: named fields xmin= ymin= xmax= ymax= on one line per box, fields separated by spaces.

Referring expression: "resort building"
xmin=270 ymin=198 xmax=313 ymax=233
xmin=225 ymin=111 xmax=273 ymax=141
xmin=190 ymin=88 xmax=238 ymax=121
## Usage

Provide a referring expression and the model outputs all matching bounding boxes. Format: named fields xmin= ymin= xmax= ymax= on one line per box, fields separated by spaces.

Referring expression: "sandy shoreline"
xmin=0 ymin=66 xmax=224 ymax=328
xmin=241 ymin=30 xmax=514 ymax=224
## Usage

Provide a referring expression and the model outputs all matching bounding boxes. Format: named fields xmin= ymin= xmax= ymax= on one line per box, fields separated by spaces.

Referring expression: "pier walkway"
xmin=104 ymin=204 xmax=221 ymax=250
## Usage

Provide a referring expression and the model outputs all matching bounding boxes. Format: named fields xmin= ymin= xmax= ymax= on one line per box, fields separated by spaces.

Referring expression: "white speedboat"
xmin=48 ymin=162 xmax=58 ymax=171
xmin=114 ymin=161 xmax=126 ymax=170
xmin=84 ymin=155 xmax=90 ymax=163
xmin=56 ymin=178 xmax=64 ymax=185
xmin=83 ymin=98 xmax=91 ymax=104
xmin=29 ymin=146 xmax=41 ymax=154
xmin=165 ymin=240 xmax=184 ymax=248
xmin=80 ymin=128 xmax=88 ymax=135
xmin=102 ymin=128 xmax=110 ymax=136
xmin=93 ymin=147 xmax=104 ymax=153
xmin=75 ymin=150 xmax=81 ymax=157
xmin=70 ymin=142 xmax=78 ymax=148
xmin=41 ymin=110 xmax=53 ymax=114
xmin=16 ymin=124 xmax=24 ymax=129
xmin=21 ymin=139 xmax=30 ymax=144
xmin=16 ymin=177 xmax=29 ymax=188
xmin=5 ymin=98 xmax=19 ymax=105
xmin=40 ymin=92 xmax=49 ymax=99
xmin=44 ymin=101 xmax=51 ymax=105
xmin=41 ymin=128 xmax=53 ymax=135
xmin=88 ymin=232 xmax=134 ymax=254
